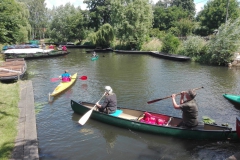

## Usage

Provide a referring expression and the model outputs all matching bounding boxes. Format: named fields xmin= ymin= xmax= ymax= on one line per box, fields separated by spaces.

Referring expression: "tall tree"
xmin=153 ymin=6 xmax=188 ymax=31
xmin=19 ymin=0 xmax=47 ymax=39
xmin=83 ymin=0 xmax=111 ymax=31
xmin=0 ymin=0 xmax=30 ymax=44
xmin=196 ymin=0 xmax=240 ymax=36
xmin=49 ymin=4 xmax=86 ymax=43
xmin=171 ymin=0 xmax=195 ymax=18
xmin=111 ymin=0 xmax=153 ymax=50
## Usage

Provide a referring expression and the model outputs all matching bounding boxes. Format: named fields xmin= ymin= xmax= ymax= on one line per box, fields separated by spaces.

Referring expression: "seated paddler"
xmin=171 ymin=89 xmax=198 ymax=128
xmin=95 ymin=86 xmax=117 ymax=114
xmin=59 ymin=70 xmax=71 ymax=82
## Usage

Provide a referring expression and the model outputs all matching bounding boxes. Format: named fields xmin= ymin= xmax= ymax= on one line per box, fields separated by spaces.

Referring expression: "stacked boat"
xmin=3 ymin=48 xmax=69 ymax=60
xmin=0 ymin=58 xmax=27 ymax=81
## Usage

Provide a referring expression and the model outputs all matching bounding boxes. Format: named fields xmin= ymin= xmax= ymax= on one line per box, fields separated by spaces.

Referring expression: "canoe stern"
xmin=237 ymin=117 xmax=240 ymax=138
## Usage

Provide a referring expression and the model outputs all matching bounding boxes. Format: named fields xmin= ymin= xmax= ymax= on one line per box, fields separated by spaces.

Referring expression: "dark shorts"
xmin=177 ymin=121 xmax=198 ymax=128
xmin=99 ymin=107 xmax=115 ymax=114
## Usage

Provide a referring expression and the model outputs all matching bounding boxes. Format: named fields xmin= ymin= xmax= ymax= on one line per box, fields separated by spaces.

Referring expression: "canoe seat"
xmin=110 ymin=110 xmax=123 ymax=117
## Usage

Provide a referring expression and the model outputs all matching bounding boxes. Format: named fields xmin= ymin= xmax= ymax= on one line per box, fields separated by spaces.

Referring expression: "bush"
xmin=161 ymin=33 xmax=180 ymax=54
xmin=204 ymin=17 xmax=240 ymax=65
xmin=141 ymin=38 xmax=162 ymax=51
xmin=177 ymin=36 xmax=206 ymax=61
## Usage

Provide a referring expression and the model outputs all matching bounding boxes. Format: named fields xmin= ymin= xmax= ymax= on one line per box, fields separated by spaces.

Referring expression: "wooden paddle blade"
xmin=80 ymin=76 xmax=87 ymax=80
xmin=147 ymin=86 xmax=204 ymax=104
xmin=78 ymin=107 xmax=95 ymax=125
xmin=147 ymin=96 xmax=171 ymax=104
xmin=51 ymin=78 xmax=60 ymax=82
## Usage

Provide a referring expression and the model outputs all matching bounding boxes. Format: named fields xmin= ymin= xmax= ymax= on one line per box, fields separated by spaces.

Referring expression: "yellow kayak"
xmin=50 ymin=73 xmax=77 ymax=96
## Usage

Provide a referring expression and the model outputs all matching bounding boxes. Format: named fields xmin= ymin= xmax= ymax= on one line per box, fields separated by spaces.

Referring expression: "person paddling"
xmin=95 ymin=86 xmax=117 ymax=114
xmin=59 ymin=70 xmax=71 ymax=82
xmin=171 ymin=89 xmax=198 ymax=128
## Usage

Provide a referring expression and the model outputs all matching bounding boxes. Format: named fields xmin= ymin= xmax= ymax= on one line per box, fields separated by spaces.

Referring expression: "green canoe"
xmin=71 ymin=100 xmax=240 ymax=141
xmin=223 ymin=94 xmax=240 ymax=104
xmin=91 ymin=55 xmax=99 ymax=61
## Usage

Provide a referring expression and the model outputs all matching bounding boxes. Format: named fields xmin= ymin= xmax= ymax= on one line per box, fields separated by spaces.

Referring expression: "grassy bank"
xmin=0 ymin=82 xmax=20 ymax=160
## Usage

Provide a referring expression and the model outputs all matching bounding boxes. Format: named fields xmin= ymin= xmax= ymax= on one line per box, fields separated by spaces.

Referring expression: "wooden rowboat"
xmin=50 ymin=73 xmax=77 ymax=96
xmin=0 ymin=58 xmax=27 ymax=81
xmin=223 ymin=94 xmax=240 ymax=105
xmin=71 ymin=100 xmax=240 ymax=141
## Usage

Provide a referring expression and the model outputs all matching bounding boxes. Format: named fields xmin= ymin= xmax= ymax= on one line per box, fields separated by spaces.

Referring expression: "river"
xmin=25 ymin=48 xmax=240 ymax=160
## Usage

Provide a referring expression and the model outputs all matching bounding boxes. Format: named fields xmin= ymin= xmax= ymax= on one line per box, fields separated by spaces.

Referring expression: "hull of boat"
xmin=223 ymin=94 xmax=240 ymax=104
xmin=0 ymin=58 xmax=27 ymax=81
xmin=71 ymin=100 xmax=239 ymax=141
xmin=91 ymin=55 xmax=99 ymax=61
xmin=4 ymin=50 xmax=69 ymax=60
xmin=51 ymin=73 xmax=77 ymax=96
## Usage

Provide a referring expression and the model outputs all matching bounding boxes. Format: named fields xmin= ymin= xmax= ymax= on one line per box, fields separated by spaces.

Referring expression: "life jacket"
xmin=140 ymin=112 xmax=166 ymax=125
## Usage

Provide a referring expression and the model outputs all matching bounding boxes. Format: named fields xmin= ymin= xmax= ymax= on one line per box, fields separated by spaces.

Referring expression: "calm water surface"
xmin=25 ymin=49 xmax=240 ymax=160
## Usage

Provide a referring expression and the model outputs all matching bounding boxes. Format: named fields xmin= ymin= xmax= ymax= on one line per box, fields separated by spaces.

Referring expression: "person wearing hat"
xmin=59 ymin=70 xmax=71 ymax=82
xmin=95 ymin=86 xmax=117 ymax=114
xmin=171 ymin=89 xmax=198 ymax=128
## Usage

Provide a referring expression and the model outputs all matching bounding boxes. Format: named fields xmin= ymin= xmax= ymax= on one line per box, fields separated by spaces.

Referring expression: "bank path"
xmin=10 ymin=80 xmax=39 ymax=160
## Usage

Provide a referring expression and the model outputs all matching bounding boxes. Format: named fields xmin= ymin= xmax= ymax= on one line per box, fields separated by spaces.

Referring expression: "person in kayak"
xmin=171 ymin=89 xmax=198 ymax=128
xmin=59 ymin=70 xmax=71 ymax=82
xmin=92 ymin=51 xmax=97 ymax=57
xmin=95 ymin=86 xmax=117 ymax=114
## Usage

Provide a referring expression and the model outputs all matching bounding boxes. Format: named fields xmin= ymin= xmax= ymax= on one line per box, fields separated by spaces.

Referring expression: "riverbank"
xmin=0 ymin=82 xmax=19 ymax=160
xmin=10 ymin=80 xmax=39 ymax=160
xmin=0 ymin=80 xmax=39 ymax=160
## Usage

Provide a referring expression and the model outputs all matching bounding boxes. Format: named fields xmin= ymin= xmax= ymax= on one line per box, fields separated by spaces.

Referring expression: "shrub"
xmin=178 ymin=36 xmax=206 ymax=61
xmin=204 ymin=17 xmax=240 ymax=65
xmin=161 ymin=33 xmax=180 ymax=54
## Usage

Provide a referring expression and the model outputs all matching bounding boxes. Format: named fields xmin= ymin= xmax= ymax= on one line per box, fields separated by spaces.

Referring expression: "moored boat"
xmin=71 ymin=100 xmax=240 ymax=141
xmin=86 ymin=48 xmax=113 ymax=53
xmin=0 ymin=58 xmax=27 ymax=81
xmin=150 ymin=51 xmax=191 ymax=61
xmin=50 ymin=73 xmax=77 ymax=96
xmin=114 ymin=50 xmax=151 ymax=54
xmin=3 ymin=48 xmax=69 ymax=60
xmin=223 ymin=94 xmax=240 ymax=104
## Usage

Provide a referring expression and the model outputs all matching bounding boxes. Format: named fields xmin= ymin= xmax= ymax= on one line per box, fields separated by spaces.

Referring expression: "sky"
xmin=45 ymin=0 xmax=208 ymax=14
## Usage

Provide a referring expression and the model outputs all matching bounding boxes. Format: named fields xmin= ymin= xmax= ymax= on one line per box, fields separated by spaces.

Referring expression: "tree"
xmin=19 ymin=0 xmax=47 ymax=39
xmin=49 ymin=4 xmax=86 ymax=43
xmin=196 ymin=0 xmax=240 ymax=36
xmin=171 ymin=0 xmax=195 ymax=18
xmin=91 ymin=23 xmax=114 ymax=48
xmin=111 ymin=0 xmax=153 ymax=50
xmin=0 ymin=0 xmax=30 ymax=44
xmin=153 ymin=6 xmax=188 ymax=31
xmin=83 ymin=0 xmax=111 ymax=31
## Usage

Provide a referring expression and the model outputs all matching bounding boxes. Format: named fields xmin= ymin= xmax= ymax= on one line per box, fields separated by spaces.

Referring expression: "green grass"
xmin=0 ymin=82 xmax=20 ymax=160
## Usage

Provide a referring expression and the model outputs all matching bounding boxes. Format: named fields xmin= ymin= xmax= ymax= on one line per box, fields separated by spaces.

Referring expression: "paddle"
xmin=51 ymin=75 xmax=87 ymax=82
xmin=78 ymin=92 xmax=106 ymax=125
xmin=147 ymin=86 xmax=204 ymax=104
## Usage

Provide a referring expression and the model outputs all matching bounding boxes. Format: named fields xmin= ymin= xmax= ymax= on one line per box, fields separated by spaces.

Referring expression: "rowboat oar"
xmin=51 ymin=75 xmax=87 ymax=82
xmin=78 ymin=92 xmax=106 ymax=125
xmin=147 ymin=86 xmax=204 ymax=104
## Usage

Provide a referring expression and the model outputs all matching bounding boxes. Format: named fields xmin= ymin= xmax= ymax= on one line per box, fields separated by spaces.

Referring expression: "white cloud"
xmin=195 ymin=2 xmax=205 ymax=15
